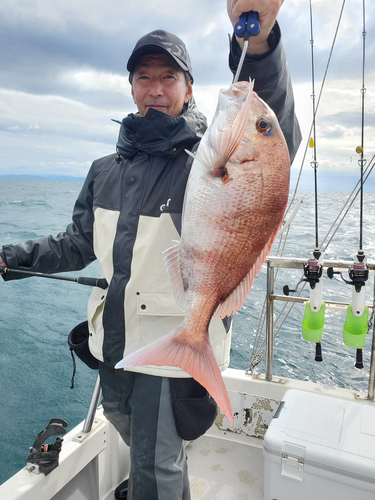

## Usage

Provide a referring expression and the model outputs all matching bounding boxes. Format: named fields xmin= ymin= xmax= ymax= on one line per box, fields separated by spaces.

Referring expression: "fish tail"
xmin=115 ymin=328 xmax=234 ymax=427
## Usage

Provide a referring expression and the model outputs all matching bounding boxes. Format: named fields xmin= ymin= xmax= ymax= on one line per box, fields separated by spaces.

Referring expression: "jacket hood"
xmin=116 ymin=97 xmax=207 ymax=159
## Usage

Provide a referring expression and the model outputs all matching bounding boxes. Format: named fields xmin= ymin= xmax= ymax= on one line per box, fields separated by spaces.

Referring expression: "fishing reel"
xmin=26 ymin=418 xmax=68 ymax=475
xmin=327 ymin=254 xmax=369 ymax=294
xmin=327 ymin=252 xmax=369 ymax=369
xmin=283 ymin=253 xmax=323 ymax=296
xmin=284 ymin=251 xmax=326 ymax=362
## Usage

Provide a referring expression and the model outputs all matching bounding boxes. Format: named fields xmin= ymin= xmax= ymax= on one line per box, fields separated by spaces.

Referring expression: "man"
xmin=1 ymin=1 xmax=301 ymax=498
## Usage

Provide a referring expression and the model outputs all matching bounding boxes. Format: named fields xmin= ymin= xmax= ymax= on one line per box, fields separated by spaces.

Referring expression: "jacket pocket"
xmin=136 ymin=293 xmax=185 ymax=347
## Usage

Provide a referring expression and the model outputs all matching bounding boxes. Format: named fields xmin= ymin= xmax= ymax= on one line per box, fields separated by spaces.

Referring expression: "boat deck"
xmin=2 ymin=370 xmax=368 ymax=500
xmin=187 ymin=434 xmax=264 ymax=500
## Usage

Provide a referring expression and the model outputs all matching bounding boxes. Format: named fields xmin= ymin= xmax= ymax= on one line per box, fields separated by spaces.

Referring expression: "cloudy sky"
xmin=0 ymin=0 xmax=374 ymax=191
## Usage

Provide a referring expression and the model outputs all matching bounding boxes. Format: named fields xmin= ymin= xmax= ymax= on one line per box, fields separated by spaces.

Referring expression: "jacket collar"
xmin=116 ymin=97 xmax=207 ymax=159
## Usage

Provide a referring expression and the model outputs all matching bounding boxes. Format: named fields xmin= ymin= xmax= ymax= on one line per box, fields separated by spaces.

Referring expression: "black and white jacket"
xmin=1 ymin=25 xmax=302 ymax=374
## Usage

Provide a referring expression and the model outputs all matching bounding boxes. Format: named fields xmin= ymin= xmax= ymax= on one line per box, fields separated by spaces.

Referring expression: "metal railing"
xmin=81 ymin=256 xmax=375 ymax=433
xmin=82 ymin=375 xmax=102 ymax=434
xmin=265 ymin=256 xmax=375 ymax=400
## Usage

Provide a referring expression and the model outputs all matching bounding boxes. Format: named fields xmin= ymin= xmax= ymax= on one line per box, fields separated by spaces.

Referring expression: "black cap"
xmin=127 ymin=30 xmax=193 ymax=81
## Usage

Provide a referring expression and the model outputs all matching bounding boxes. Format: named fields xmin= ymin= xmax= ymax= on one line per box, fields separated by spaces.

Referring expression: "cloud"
xmin=320 ymin=123 xmax=352 ymax=139
xmin=0 ymin=88 xmax=119 ymax=177
xmin=27 ymin=123 xmax=40 ymax=131
xmin=0 ymin=0 xmax=374 ymax=186
xmin=67 ymin=70 xmax=130 ymax=93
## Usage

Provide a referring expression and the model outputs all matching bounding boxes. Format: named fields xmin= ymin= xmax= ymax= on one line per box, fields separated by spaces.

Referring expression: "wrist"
xmin=235 ymin=35 xmax=270 ymax=55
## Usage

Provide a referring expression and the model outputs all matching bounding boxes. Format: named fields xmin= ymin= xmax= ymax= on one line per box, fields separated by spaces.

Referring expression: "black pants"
xmin=99 ymin=363 xmax=190 ymax=500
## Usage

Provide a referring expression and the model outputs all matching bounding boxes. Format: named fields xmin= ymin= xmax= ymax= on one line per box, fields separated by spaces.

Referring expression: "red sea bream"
xmin=115 ymin=81 xmax=290 ymax=426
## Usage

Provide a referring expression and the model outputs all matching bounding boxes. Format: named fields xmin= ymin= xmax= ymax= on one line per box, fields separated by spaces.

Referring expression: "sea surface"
xmin=1 ymin=178 xmax=375 ymax=484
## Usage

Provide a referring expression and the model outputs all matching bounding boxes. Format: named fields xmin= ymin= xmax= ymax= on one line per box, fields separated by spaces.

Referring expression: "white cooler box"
xmin=263 ymin=389 xmax=375 ymax=500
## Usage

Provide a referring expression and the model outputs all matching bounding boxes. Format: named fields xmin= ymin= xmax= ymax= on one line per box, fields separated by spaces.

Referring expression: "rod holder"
xmin=343 ymin=304 xmax=369 ymax=349
xmin=302 ymin=300 xmax=326 ymax=343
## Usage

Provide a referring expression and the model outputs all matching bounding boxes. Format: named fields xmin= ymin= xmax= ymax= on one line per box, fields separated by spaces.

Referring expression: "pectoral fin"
xmin=163 ymin=241 xmax=187 ymax=310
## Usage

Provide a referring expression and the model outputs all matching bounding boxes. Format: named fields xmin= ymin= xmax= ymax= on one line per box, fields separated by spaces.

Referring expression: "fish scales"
xmin=116 ymin=81 xmax=290 ymax=426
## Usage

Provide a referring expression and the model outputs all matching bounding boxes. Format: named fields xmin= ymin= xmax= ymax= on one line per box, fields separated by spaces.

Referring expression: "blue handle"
xmin=234 ymin=11 xmax=261 ymax=38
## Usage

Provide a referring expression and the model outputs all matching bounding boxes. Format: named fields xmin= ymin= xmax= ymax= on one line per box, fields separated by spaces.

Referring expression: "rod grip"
xmin=355 ymin=349 xmax=364 ymax=369
xmin=315 ymin=342 xmax=323 ymax=362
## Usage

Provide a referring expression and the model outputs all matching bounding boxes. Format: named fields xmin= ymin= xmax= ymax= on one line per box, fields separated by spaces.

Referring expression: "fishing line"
xmin=322 ymin=154 xmax=375 ymax=253
xmin=248 ymin=227 xmax=291 ymax=370
xmin=248 ymin=1 xmax=374 ymax=371
xmin=249 ymin=1 xmax=347 ymax=371
xmin=249 ymin=154 xmax=375 ymax=371
xmin=286 ymin=0 xmax=346 ymax=217
xmin=249 ymin=281 xmax=308 ymax=371
xmin=249 ymin=203 xmax=305 ymax=370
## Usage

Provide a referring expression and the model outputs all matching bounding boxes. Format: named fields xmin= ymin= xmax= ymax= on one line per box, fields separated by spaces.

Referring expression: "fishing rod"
xmin=358 ymin=0 xmax=367 ymax=254
xmin=249 ymin=2 xmax=348 ymax=373
xmin=309 ymin=1 xmax=319 ymax=255
xmin=0 ymin=266 xmax=108 ymax=290
xmin=284 ymin=1 xmax=326 ymax=363
xmin=327 ymin=0 xmax=369 ymax=369
xmin=249 ymin=153 xmax=375 ymax=373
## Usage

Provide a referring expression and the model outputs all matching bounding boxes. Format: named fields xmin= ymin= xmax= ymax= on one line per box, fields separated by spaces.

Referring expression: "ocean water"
xmin=0 ymin=178 xmax=374 ymax=485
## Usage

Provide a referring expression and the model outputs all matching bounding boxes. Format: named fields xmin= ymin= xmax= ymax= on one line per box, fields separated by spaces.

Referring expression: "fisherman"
xmin=0 ymin=1 xmax=301 ymax=499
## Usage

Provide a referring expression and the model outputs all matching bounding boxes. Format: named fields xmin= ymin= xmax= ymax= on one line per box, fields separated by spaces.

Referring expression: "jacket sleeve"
xmin=0 ymin=167 xmax=97 ymax=281
xmin=229 ymin=21 xmax=302 ymax=163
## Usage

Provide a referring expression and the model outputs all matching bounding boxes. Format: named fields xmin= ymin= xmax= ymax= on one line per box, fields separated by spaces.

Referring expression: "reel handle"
xmin=327 ymin=267 xmax=340 ymax=279
xmin=283 ymin=285 xmax=295 ymax=296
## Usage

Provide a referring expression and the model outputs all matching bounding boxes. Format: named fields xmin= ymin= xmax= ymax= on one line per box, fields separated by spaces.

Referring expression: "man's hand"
xmin=227 ymin=0 xmax=283 ymax=55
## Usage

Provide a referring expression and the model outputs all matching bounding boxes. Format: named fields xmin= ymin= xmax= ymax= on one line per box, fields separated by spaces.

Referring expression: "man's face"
xmin=131 ymin=54 xmax=193 ymax=117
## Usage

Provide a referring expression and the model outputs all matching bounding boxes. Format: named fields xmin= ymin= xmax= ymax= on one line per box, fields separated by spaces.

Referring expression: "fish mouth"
xmin=221 ymin=80 xmax=254 ymax=102
xmin=231 ymin=80 xmax=254 ymax=99
xmin=214 ymin=80 xmax=254 ymax=123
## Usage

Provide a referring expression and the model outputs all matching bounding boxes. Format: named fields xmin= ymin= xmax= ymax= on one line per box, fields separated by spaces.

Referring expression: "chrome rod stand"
xmin=265 ymin=260 xmax=274 ymax=381
xmin=82 ymin=375 xmax=102 ymax=434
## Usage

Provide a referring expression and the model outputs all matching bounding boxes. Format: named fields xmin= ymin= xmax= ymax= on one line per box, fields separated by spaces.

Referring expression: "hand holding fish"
xmin=227 ymin=0 xmax=284 ymax=54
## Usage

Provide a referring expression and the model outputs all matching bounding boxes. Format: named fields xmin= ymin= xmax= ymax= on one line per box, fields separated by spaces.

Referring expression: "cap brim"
xmin=127 ymin=44 xmax=189 ymax=74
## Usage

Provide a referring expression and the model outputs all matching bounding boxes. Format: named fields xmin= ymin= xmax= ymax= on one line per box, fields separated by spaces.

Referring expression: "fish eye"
xmin=256 ymin=117 xmax=271 ymax=133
